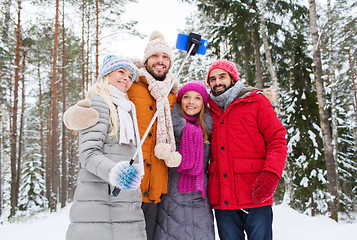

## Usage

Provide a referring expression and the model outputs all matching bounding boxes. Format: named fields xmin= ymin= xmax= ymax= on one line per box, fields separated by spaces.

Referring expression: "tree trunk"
xmin=347 ymin=48 xmax=357 ymax=144
xmin=309 ymin=0 xmax=339 ymax=222
xmin=60 ymin=0 xmax=67 ymax=208
xmin=327 ymin=0 xmax=340 ymax=210
xmin=16 ymin=51 xmax=26 ymax=203
xmin=252 ymin=27 xmax=263 ymax=89
xmin=258 ymin=0 xmax=279 ymax=112
xmin=50 ymin=0 xmax=60 ymax=212
xmin=38 ymin=65 xmax=45 ymax=197
xmin=0 ymin=104 xmax=3 ymax=217
xmin=86 ymin=9 xmax=90 ymax=88
xmin=45 ymin=124 xmax=51 ymax=206
xmin=9 ymin=0 xmax=21 ymax=218
xmin=81 ymin=0 xmax=86 ymax=98
xmin=95 ymin=0 xmax=99 ymax=79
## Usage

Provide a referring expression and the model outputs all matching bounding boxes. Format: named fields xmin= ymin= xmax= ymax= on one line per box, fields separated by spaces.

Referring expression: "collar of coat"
xmin=209 ymin=86 xmax=276 ymax=116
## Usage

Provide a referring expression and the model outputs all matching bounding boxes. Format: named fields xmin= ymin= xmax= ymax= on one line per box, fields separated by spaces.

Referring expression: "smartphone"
xmin=175 ymin=33 xmax=208 ymax=55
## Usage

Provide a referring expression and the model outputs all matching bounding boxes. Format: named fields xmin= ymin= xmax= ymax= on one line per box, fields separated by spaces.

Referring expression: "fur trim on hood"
xmin=239 ymin=86 xmax=276 ymax=104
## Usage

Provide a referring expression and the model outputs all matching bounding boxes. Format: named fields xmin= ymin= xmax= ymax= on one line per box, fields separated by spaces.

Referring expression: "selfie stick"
xmin=112 ymin=37 xmax=201 ymax=196
xmin=131 ymin=42 xmax=198 ymax=163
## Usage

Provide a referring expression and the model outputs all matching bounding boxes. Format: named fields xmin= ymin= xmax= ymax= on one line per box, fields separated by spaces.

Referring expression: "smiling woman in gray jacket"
xmin=65 ymin=55 xmax=146 ymax=240
xmin=154 ymin=81 xmax=215 ymax=240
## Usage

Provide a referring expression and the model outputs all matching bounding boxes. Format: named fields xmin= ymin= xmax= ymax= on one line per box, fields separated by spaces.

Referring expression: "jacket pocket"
xmin=207 ymin=161 xmax=219 ymax=206
xmin=232 ymin=159 xmax=264 ymax=204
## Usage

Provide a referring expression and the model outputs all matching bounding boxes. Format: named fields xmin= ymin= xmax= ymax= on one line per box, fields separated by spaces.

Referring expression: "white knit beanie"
xmin=143 ymin=31 xmax=174 ymax=66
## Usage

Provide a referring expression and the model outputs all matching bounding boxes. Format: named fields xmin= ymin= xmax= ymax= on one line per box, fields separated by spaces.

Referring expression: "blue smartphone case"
xmin=176 ymin=33 xmax=208 ymax=55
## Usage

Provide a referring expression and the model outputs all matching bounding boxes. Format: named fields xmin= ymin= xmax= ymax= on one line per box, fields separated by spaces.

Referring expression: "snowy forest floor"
xmin=0 ymin=202 xmax=357 ymax=239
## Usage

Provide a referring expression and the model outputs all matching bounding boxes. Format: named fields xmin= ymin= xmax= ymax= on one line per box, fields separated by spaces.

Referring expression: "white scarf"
xmin=108 ymin=85 xmax=144 ymax=176
xmin=109 ymin=85 xmax=136 ymax=145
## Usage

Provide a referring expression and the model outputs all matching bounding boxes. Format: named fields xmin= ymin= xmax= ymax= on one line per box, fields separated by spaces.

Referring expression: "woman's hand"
xmin=109 ymin=161 xmax=141 ymax=190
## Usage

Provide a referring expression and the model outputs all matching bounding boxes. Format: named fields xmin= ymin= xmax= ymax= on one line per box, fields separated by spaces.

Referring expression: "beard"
xmin=148 ymin=70 xmax=167 ymax=81
xmin=145 ymin=64 xmax=170 ymax=81
xmin=211 ymin=80 xmax=235 ymax=96
xmin=212 ymin=84 xmax=227 ymax=96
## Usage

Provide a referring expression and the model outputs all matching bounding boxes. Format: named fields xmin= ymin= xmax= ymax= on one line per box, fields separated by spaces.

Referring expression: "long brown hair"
xmin=177 ymin=103 xmax=210 ymax=144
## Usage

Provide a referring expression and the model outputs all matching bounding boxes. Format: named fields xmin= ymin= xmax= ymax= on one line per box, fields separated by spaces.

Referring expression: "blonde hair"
xmin=86 ymin=77 xmax=118 ymax=139
xmin=178 ymin=103 xmax=210 ymax=144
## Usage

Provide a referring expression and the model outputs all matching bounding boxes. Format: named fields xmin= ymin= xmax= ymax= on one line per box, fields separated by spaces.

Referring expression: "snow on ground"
xmin=0 ymin=203 xmax=356 ymax=240
xmin=273 ymin=204 xmax=357 ymax=239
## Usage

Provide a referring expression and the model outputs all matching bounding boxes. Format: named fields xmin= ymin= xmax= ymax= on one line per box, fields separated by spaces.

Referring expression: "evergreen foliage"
xmin=0 ymin=0 xmax=356 ymax=221
xmin=182 ymin=0 xmax=357 ymax=220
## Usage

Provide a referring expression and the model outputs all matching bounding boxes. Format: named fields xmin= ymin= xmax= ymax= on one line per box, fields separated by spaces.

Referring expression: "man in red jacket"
xmin=206 ymin=59 xmax=287 ymax=240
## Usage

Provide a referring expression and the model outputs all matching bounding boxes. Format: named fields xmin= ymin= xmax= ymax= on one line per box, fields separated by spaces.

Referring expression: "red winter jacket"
xmin=208 ymin=89 xmax=287 ymax=210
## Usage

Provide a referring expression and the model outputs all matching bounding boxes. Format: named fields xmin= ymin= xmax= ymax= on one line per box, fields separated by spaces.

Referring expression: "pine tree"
xmin=319 ymin=0 xmax=357 ymax=217
xmin=18 ymin=107 xmax=47 ymax=214
xmin=282 ymin=33 xmax=326 ymax=215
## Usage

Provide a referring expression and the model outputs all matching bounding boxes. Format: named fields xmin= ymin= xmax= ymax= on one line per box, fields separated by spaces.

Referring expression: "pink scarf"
xmin=177 ymin=115 xmax=205 ymax=198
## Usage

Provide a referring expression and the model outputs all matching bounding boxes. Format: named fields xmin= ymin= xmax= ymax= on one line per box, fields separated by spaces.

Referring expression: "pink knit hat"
xmin=206 ymin=59 xmax=240 ymax=85
xmin=177 ymin=80 xmax=209 ymax=106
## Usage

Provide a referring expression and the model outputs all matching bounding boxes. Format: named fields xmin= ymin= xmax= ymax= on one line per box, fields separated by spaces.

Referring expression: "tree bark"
xmin=45 ymin=122 xmax=51 ymax=206
xmin=347 ymin=48 xmax=357 ymax=144
xmin=309 ymin=0 xmax=339 ymax=221
xmin=50 ymin=0 xmax=60 ymax=212
xmin=38 ymin=65 xmax=45 ymax=197
xmin=10 ymin=0 xmax=21 ymax=218
xmin=16 ymin=51 xmax=26 ymax=204
xmin=81 ymin=0 xmax=86 ymax=98
xmin=95 ymin=0 xmax=99 ymax=79
xmin=258 ymin=0 xmax=279 ymax=112
xmin=60 ymin=0 xmax=67 ymax=208
xmin=252 ymin=27 xmax=263 ymax=89
xmin=327 ymin=0 xmax=340 ymax=209
xmin=86 ymin=9 xmax=90 ymax=88
xmin=0 ymin=104 xmax=3 ymax=217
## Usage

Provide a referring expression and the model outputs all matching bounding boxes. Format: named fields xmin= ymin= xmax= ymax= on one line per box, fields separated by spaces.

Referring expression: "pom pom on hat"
xmin=97 ymin=55 xmax=137 ymax=82
xmin=177 ymin=80 xmax=209 ymax=106
xmin=149 ymin=31 xmax=165 ymax=41
xmin=143 ymin=31 xmax=174 ymax=65
xmin=206 ymin=59 xmax=240 ymax=85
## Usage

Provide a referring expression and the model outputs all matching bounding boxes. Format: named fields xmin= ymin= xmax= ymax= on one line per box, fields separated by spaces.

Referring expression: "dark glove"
xmin=252 ymin=171 xmax=279 ymax=204
xmin=109 ymin=161 xmax=141 ymax=190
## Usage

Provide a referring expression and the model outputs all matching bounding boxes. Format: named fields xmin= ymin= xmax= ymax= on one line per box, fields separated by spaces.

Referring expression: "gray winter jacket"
xmin=153 ymin=104 xmax=215 ymax=240
xmin=66 ymin=95 xmax=146 ymax=240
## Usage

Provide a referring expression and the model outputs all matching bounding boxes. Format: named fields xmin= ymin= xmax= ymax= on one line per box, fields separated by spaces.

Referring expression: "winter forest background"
xmin=0 ymin=0 xmax=356 ymax=225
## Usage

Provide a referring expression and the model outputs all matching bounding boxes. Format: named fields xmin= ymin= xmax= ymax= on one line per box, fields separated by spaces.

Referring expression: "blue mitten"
xmin=109 ymin=161 xmax=141 ymax=190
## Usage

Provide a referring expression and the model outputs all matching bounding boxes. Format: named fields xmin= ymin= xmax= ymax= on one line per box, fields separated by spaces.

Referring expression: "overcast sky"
xmin=103 ymin=0 xmax=193 ymax=61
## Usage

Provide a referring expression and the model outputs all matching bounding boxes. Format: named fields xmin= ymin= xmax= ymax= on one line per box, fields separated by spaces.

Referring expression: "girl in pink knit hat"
xmin=154 ymin=80 xmax=215 ymax=240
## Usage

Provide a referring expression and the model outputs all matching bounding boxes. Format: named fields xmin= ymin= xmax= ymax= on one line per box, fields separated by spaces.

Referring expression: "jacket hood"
xmin=239 ymin=86 xmax=276 ymax=104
